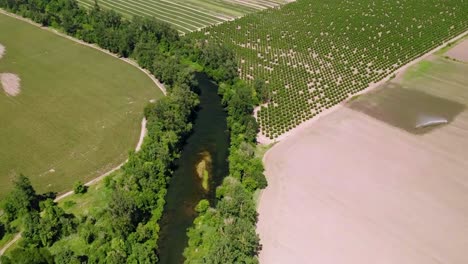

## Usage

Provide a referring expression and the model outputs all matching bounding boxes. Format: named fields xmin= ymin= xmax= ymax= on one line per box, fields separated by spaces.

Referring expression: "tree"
xmin=73 ymin=181 xmax=87 ymax=194
xmin=195 ymin=199 xmax=210 ymax=213
xmin=38 ymin=199 xmax=76 ymax=246
xmin=253 ymin=79 xmax=269 ymax=104
xmin=1 ymin=247 xmax=54 ymax=264
xmin=54 ymin=248 xmax=81 ymax=264
xmin=3 ymin=175 xmax=38 ymax=221
xmin=108 ymin=190 xmax=140 ymax=237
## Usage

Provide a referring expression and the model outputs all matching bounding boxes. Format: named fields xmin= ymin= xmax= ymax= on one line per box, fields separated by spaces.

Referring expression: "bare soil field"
xmin=257 ymin=54 xmax=468 ymax=263
xmin=445 ymin=39 xmax=468 ymax=62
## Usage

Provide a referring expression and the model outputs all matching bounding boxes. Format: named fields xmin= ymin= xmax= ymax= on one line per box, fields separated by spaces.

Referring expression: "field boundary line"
xmin=0 ymin=8 xmax=167 ymax=95
xmin=256 ymin=30 xmax=468 ymax=145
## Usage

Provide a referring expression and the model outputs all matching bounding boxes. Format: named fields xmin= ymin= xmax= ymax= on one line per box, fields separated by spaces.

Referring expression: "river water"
xmin=157 ymin=73 xmax=229 ymax=264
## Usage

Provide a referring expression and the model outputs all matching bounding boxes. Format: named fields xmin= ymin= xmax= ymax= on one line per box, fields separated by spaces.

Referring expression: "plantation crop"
xmin=191 ymin=0 xmax=468 ymax=139
xmin=76 ymin=0 xmax=289 ymax=33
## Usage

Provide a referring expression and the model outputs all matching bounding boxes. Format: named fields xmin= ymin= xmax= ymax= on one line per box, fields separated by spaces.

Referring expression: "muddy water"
xmin=348 ymin=83 xmax=465 ymax=134
xmin=157 ymin=73 xmax=229 ymax=264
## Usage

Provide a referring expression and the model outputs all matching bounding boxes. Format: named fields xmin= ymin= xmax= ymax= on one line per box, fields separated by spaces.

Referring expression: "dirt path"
xmin=257 ymin=30 xmax=468 ymax=145
xmin=0 ymin=9 xmax=167 ymax=95
xmin=0 ymin=233 xmax=21 ymax=256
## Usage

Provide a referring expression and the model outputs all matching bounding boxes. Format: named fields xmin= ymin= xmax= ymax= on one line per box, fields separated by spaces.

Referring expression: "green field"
xmin=191 ymin=0 xmax=468 ymax=139
xmin=0 ymin=13 xmax=163 ymax=198
xmin=77 ymin=0 xmax=289 ymax=33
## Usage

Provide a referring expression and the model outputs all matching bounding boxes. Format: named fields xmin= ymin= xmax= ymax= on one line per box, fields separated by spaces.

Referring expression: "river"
xmin=157 ymin=73 xmax=229 ymax=264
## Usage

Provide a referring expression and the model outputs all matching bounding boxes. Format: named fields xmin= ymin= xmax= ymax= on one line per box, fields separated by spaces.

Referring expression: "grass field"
xmin=191 ymin=0 xmax=468 ymax=139
xmin=77 ymin=0 xmax=290 ymax=33
xmin=0 ymin=13 xmax=163 ymax=198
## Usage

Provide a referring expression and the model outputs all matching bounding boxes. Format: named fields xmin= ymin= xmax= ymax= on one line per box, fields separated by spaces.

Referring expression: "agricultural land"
xmin=192 ymin=0 xmax=468 ymax=140
xmin=258 ymin=37 xmax=468 ymax=263
xmin=0 ymin=12 xmax=162 ymax=198
xmin=76 ymin=0 xmax=291 ymax=33
xmin=1 ymin=0 xmax=468 ymax=263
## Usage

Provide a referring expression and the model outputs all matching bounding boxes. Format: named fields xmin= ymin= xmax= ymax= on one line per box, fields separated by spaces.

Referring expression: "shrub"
xmin=73 ymin=181 xmax=87 ymax=194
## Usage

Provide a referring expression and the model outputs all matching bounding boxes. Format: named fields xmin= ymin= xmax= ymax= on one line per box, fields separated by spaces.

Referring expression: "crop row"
xmin=77 ymin=0 xmax=288 ymax=33
xmin=191 ymin=0 xmax=468 ymax=139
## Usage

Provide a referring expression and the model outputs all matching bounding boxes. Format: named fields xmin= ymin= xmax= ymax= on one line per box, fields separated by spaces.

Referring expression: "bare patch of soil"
xmin=1 ymin=73 xmax=21 ymax=96
xmin=0 ymin=44 xmax=4 ymax=60
xmin=446 ymin=39 xmax=468 ymax=62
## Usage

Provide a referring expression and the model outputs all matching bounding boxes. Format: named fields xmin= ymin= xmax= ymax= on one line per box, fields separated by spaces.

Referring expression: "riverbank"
xmin=157 ymin=73 xmax=229 ymax=264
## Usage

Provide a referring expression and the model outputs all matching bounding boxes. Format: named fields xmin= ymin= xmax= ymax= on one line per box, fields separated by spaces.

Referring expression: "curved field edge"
xmin=0 ymin=11 xmax=164 ymax=198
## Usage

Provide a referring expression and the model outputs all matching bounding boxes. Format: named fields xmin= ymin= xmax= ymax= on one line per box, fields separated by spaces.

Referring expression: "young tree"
xmin=2 ymin=175 xmax=38 ymax=221
xmin=108 ymin=190 xmax=140 ymax=237
xmin=73 ymin=181 xmax=87 ymax=194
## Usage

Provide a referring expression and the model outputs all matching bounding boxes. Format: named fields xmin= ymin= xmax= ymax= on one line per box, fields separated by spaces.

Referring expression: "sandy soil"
xmin=0 ymin=44 xmax=4 ymax=60
xmin=445 ymin=39 xmax=468 ymax=62
xmin=1 ymin=73 xmax=20 ymax=96
xmin=258 ymin=105 xmax=468 ymax=264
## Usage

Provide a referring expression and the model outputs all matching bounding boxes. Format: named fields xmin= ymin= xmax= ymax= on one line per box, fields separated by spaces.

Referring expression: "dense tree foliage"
xmin=0 ymin=175 xmax=75 ymax=262
xmin=2 ymin=175 xmax=39 ymax=222
xmin=1 ymin=247 xmax=54 ymax=264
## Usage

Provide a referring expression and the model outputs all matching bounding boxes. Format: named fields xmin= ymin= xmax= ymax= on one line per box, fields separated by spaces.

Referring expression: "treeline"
xmin=183 ymin=44 xmax=267 ymax=263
